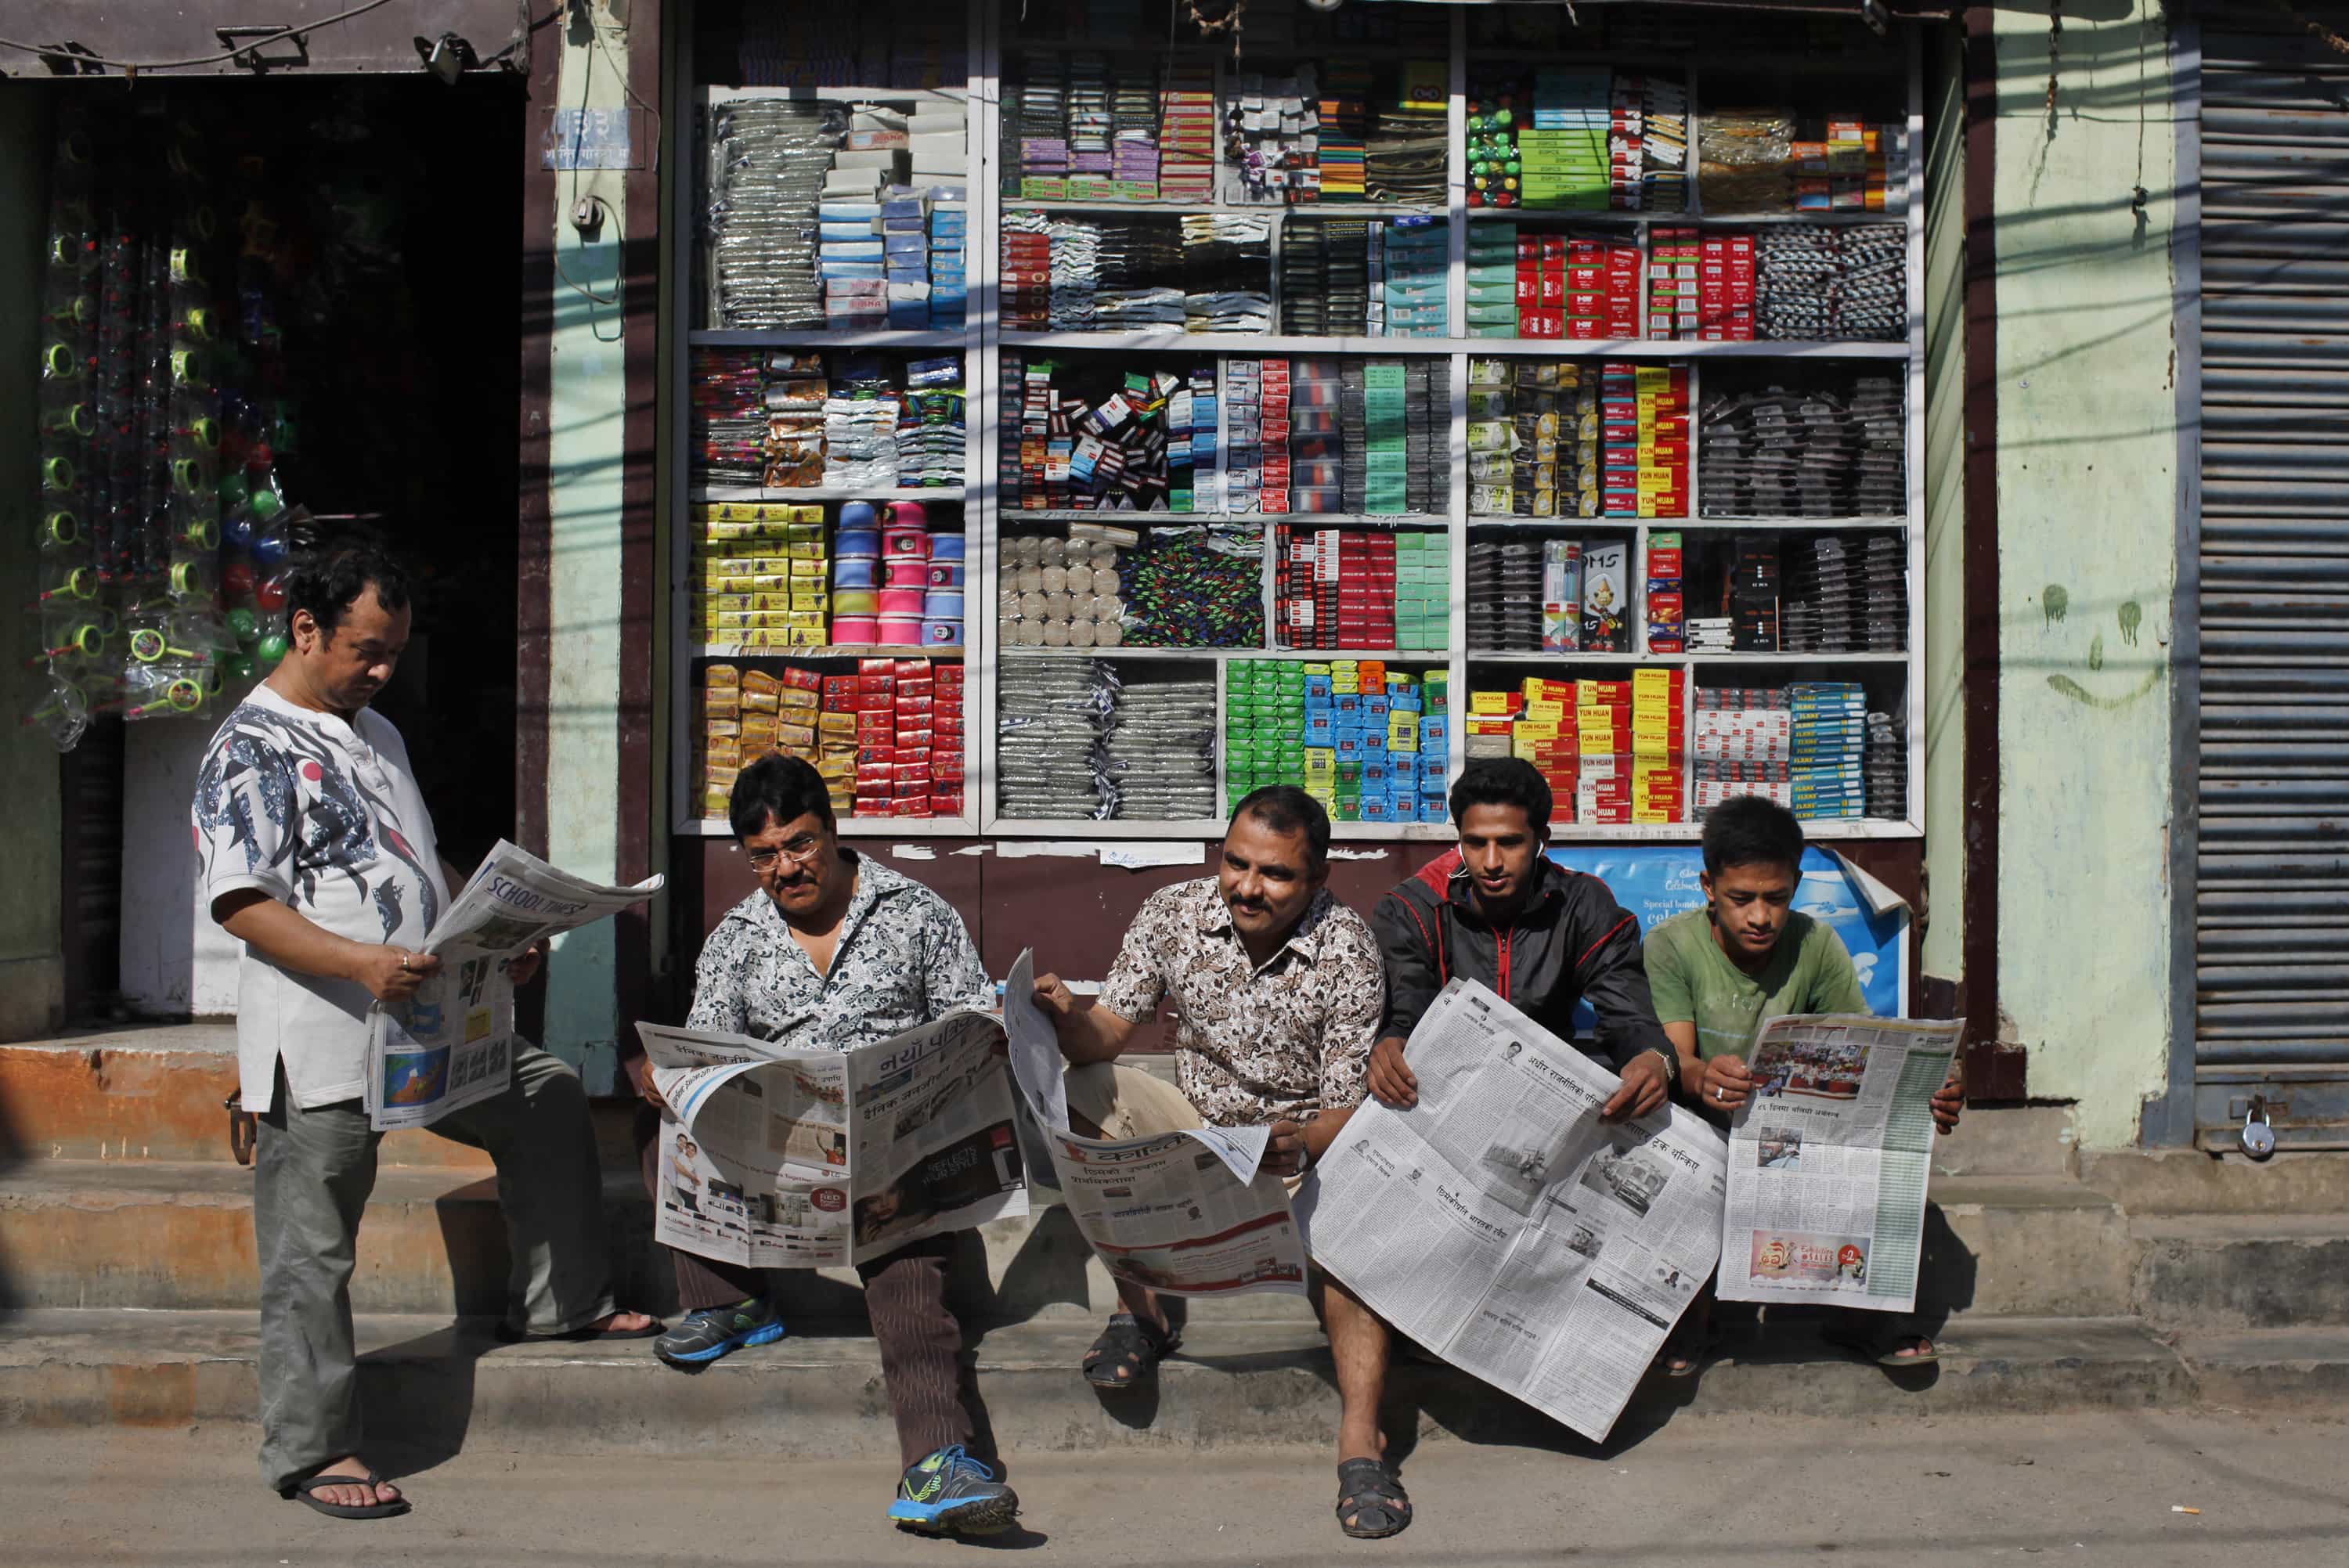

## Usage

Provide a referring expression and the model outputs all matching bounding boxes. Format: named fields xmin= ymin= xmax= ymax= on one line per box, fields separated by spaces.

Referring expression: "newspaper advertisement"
xmin=638 ymin=1006 xmax=1029 ymax=1270
xmin=1717 ymin=1013 xmax=1964 ymax=1315
xmin=1000 ymin=951 xmax=1308 ymax=1297
xmin=1297 ymin=979 xmax=1727 ymax=1442
xmin=365 ymin=841 xmax=664 ymax=1131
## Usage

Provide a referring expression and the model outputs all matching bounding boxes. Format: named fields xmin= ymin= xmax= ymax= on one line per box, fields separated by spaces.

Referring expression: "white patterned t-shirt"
xmin=193 ymin=682 xmax=449 ymax=1112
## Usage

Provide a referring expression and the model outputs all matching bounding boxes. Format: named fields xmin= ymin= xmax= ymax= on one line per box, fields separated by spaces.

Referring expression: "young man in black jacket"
xmin=1365 ymin=758 xmax=1674 ymax=1121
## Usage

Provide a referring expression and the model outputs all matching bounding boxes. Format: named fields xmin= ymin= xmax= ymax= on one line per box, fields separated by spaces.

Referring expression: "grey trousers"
xmin=253 ymin=1046 xmax=618 ymax=1491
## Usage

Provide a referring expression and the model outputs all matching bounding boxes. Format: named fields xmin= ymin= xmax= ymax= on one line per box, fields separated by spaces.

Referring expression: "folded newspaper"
xmin=638 ymin=1006 xmax=1029 ymax=1270
xmin=1001 ymin=951 xmax=1308 ymax=1297
xmin=1297 ymin=979 xmax=1728 ymax=1442
xmin=365 ymin=841 xmax=663 ymax=1131
xmin=1717 ymin=1012 xmax=1964 ymax=1315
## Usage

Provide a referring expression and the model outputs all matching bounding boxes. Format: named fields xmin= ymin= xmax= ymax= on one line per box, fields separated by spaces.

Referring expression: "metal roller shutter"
xmin=2195 ymin=20 xmax=2349 ymax=1149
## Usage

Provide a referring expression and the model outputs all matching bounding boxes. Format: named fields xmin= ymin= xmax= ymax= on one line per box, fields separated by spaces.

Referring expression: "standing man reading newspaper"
xmin=1646 ymin=794 xmax=1963 ymax=1369
xmin=627 ymin=753 xmax=1016 ymax=1537
xmin=1366 ymin=759 xmax=1675 ymax=1123
xmin=194 ymin=535 xmax=658 ymax=1523
xmin=1030 ymin=788 xmax=1409 ymax=1541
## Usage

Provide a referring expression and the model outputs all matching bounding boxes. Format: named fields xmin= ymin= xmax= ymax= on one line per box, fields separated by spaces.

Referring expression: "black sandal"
xmin=285 ymin=1468 xmax=411 ymax=1520
xmin=1821 ymin=1321 xmax=1940 ymax=1366
xmin=1082 ymin=1310 xmax=1179 ymax=1390
xmin=1335 ymin=1458 xmax=1413 ymax=1539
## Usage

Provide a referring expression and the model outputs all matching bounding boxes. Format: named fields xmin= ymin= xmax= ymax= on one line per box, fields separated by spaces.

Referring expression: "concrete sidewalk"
xmin=3 ymin=1409 xmax=2343 ymax=1568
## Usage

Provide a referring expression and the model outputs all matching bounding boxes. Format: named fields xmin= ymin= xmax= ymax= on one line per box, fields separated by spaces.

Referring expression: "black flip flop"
xmin=287 ymin=1469 xmax=411 ymax=1520
xmin=1081 ymin=1311 xmax=1180 ymax=1390
xmin=495 ymin=1314 xmax=665 ymax=1344
xmin=1336 ymin=1458 xmax=1413 ymax=1540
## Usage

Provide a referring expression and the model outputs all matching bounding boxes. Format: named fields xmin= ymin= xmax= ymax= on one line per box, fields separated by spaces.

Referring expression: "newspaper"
xmin=365 ymin=841 xmax=664 ymax=1131
xmin=1717 ymin=1013 xmax=1964 ymax=1315
xmin=638 ymin=1006 xmax=1030 ymax=1270
xmin=1000 ymin=951 xmax=1308 ymax=1297
xmin=1297 ymin=979 xmax=1727 ymax=1442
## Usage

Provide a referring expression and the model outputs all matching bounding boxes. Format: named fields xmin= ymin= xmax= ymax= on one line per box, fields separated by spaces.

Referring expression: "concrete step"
xmin=0 ymin=1159 xmax=2142 ymax=1325
xmin=2131 ymin=1213 xmax=2349 ymax=1332
xmin=1929 ymin=1105 xmax=2079 ymax=1180
xmin=2 ymin=1307 xmax=2271 ymax=1455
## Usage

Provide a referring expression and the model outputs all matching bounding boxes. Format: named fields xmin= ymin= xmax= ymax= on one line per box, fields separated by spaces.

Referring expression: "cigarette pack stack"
xmin=1017 ymin=57 xmax=1071 ymax=197
xmin=1063 ymin=55 xmax=1114 ymax=200
xmin=1464 ymin=222 xmax=1518 ymax=335
xmin=1636 ymin=75 xmax=1690 ymax=211
xmin=1281 ymin=217 xmax=1369 ymax=337
xmin=1226 ymin=67 xmax=1323 ymax=204
xmin=1512 ymin=676 xmax=1581 ymax=820
xmin=1377 ymin=218 xmax=1449 ymax=337
xmin=1110 ymin=74 xmax=1160 ymax=198
xmin=1393 ymin=531 xmax=1449 ymax=651
xmin=927 ymin=187 xmax=968 ymax=331
xmin=1730 ymin=533 xmax=1781 ymax=652
xmin=1159 ymin=62 xmax=1218 ymax=204
xmin=834 ymin=655 xmax=960 ymax=820
xmin=1518 ymin=69 xmax=1611 ymax=211
xmin=1000 ymin=218 xmax=1051 ymax=331
xmin=691 ymin=502 xmax=828 ymax=652
xmin=1225 ymin=658 xmax=1308 ymax=811
xmin=1466 ymin=687 xmax=1525 ymax=762
xmin=1698 ymin=372 xmax=1905 ymax=519
xmin=1788 ymin=680 xmax=1867 ymax=821
xmin=1578 ymin=668 xmax=1685 ymax=824
xmin=1224 ymin=359 xmax=1263 ymax=513
xmin=1647 ymin=529 xmax=1684 ymax=653
xmin=1693 ymin=687 xmax=1794 ymax=818
xmin=1466 ymin=537 xmax=1542 ymax=651
xmin=1178 ymin=214 xmax=1276 ymax=333
xmin=1632 ymin=364 xmax=1690 ymax=517
xmin=895 ymin=357 xmax=966 ymax=489
xmin=1276 ymin=528 xmax=1398 ymax=651
xmin=1282 ymin=358 xmax=1342 ymax=514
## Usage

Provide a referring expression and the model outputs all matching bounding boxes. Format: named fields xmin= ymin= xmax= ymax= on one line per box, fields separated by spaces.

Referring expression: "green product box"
xmin=1466 ymin=303 xmax=1521 ymax=326
xmin=1465 ymin=282 xmax=1518 ymax=305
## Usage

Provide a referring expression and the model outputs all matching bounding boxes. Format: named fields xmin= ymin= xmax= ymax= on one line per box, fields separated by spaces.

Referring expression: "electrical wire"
xmin=0 ymin=0 xmax=399 ymax=71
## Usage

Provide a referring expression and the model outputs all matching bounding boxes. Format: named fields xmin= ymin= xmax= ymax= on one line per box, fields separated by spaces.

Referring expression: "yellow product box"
xmin=702 ymin=790 xmax=732 ymax=818
xmin=1521 ymin=676 xmax=1576 ymax=706
xmin=1633 ymin=667 xmax=1676 ymax=701
xmin=702 ymin=520 xmax=760 ymax=542
xmin=703 ymin=717 xmax=741 ymax=740
xmin=789 ymin=558 xmax=828 ymax=579
xmin=1633 ymin=803 xmax=1678 ymax=825
xmin=1524 ymin=697 xmax=1568 ymax=726
xmin=1387 ymin=713 xmax=1419 ymax=753
xmin=739 ymin=687 xmax=779 ymax=715
xmin=817 ymin=711 xmax=858 ymax=737
xmin=1464 ymin=716 xmax=1517 ymax=737
xmin=785 ymin=626 xmax=828 ymax=647
xmin=815 ymin=754 xmax=855 ymax=781
xmin=776 ymin=721 xmax=817 ymax=750
xmin=1576 ymin=703 xmax=1624 ymax=734
xmin=741 ymin=573 xmax=784 ymax=592
xmin=1513 ymin=719 xmax=1562 ymax=744
xmin=741 ymin=716 xmax=781 ymax=745
xmin=785 ymin=610 xmax=826 ymax=630
xmin=786 ymin=540 xmax=828 ymax=561
xmin=703 ymin=692 xmax=741 ymax=720
xmin=790 ymin=590 xmax=829 ymax=613
xmin=703 ymin=762 xmax=739 ymax=791
xmin=705 ymin=594 xmax=754 ymax=615
xmin=706 ymin=739 xmax=743 ymax=770
xmin=752 ymin=593 xmax=794 ymax=612
xmin=1301 ymin=748 xmax=1337 ymax=780
xmin=1469 ymin=690 xmax=1524 ymax=716
xmin=707 ymin=611 xmax=755 ymax=632
xmin=1637 ymin=467 xmax=1675 ymax=494
xmin=776 ymin=687 xmax=820 ymax=713
xmin=704 ymin=662 xmax=742 ymax=689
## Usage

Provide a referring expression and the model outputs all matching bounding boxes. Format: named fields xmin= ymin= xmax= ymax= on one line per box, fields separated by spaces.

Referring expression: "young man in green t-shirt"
xmin=1646 ymin=795 xmax=1962 ymax=1371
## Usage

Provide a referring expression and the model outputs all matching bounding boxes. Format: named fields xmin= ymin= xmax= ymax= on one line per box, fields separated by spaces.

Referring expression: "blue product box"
xmin=820 ymin=220 xmax=876 ymax=242
xmin=1362 ymin=729 xmax=1388 ymax=755
xmin=817 ymin=260 xmax=886 ymax=279
xmin=1335 ymin=736 xmax=1363 ymax=762
xmin=1303 ymin=712 xmax=1335 ymax=744
xmin=1304 ymin=675 xmax=1333 ymax=700
xmin=823 ymin=239 xmax=886 ymax=261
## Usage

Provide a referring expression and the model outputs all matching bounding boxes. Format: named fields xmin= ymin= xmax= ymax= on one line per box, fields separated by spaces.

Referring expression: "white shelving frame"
xmin=668 ymin=3 xmax=1929 ymax=847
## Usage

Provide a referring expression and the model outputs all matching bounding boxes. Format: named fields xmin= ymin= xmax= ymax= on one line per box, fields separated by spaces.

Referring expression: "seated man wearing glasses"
xmin=626 ymin=753 xmax=1015 ymax=1537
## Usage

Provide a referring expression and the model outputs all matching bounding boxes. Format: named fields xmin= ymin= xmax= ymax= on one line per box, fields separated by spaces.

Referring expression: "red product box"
xmin=779 ymin=666 xmax=823 ymax=692
xmin=1567 ymin=319 xmax=1604 ymax=341
xmin=889 ymin=797 xmax=933 ymax=817
xmin=1647 ymin=546 xmax=1683 ymax=578
xmin=1517 ymin=270 xmax=1543 ymax=307
xmin=1523 ymin=311 xmax=1565 ymax=338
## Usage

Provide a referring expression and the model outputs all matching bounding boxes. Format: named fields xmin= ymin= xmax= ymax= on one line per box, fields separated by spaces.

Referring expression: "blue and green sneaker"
xmin=887 ymin=1445 xmax=1019 ymax=1536
xmin=652 ymin=1298 xmax=785 ymax=1368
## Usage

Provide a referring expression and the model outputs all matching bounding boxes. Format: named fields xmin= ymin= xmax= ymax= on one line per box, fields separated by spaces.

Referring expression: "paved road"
xmin=5 ymin=1408 xmax=2344 ymax=1566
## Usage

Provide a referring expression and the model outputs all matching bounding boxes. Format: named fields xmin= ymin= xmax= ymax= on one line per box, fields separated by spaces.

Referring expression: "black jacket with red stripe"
xmin=1370 ymin=848 xmax=1673 ymax=1072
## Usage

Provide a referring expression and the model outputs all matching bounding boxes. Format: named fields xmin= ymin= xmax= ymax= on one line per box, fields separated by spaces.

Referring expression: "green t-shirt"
xmin=1643 ymin=907 xmax=1867 ymax=1062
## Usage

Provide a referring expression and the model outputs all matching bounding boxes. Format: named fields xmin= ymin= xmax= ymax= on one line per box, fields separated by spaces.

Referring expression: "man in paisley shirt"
xmin=1030 ymin=787 xmax=1411 ymax=1540
xmin=625 ymin=752 xmax=1016 ymax=1537
xmin=193 ymin=537 xmax=657 ymax=1522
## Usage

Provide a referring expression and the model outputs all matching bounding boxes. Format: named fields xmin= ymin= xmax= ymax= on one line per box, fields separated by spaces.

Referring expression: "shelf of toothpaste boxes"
xmin=699 ymin=90 xmax=966 ymax=332
xmin=1460 ymin=664 xmax=1905 ymax=827
xmin=695 ymin=656 xmax=967 ymax=824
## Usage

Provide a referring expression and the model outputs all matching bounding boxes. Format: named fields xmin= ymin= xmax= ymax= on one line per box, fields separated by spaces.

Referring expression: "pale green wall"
xmin=1992 ymin=2 xmax=2180 ymax=1147
xmin=542 ymin=2 xmax=642 ymax=1090
xmin=1921 ymin=23 xmax=1967 ymax=990
xmin=0 ymin=87 xmax=65 ymax=1039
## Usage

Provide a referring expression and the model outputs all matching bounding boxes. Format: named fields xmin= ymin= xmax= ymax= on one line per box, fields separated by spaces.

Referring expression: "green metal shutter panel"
xmin=2196 ymin=23 xmax=2349 ymax=1148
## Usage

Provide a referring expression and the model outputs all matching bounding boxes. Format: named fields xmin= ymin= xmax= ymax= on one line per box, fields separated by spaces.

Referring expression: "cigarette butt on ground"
xmin=2172 ymin=1506 xmax=2201 ymax=1516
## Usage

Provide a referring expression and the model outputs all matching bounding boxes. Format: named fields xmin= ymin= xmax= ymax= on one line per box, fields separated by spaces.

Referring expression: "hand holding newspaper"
xmin=1297 ymin=979 xmax=1727 ymax=1442
xmin=1716 ymin=1013 xmax=1964 ymax=1315
xmin=365 ymin=841 xmax=663 ymax=1131
xmin=638 ymin=1005 xmax=1028 ymax=1271
xmin=1002 ymin=951 xmax=1308 ymax=1297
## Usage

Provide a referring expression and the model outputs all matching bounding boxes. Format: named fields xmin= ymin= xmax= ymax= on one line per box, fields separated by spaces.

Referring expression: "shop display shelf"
xmin=675 ymin=816 xmax=978 ymax=838
xmin=691 ymin=644 xmax=958 ymax=660
xmin=689 ymin=486 xmax=965 ymax=503
xmin=688 ymin=330 xmax=970 ymax=349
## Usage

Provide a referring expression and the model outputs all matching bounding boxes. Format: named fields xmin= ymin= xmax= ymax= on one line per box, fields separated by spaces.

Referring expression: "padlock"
xmin=2240 ymin=1097 xmax=2277 ymax=1160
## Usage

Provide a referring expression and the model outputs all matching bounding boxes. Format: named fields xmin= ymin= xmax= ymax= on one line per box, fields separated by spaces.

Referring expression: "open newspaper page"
xmin=366 ymin=841 xmax=663 ymax=1131
xmin=1000 ymin=952 xmax=1308 ymax=1298
xmin=1718 ymin=1013 xmax=1963 ymax=1315
xmin=1297 ymin=979 xmax=1727 ymax=1442
xmin=640 ymin=1007 xmax=1030 ymax=1271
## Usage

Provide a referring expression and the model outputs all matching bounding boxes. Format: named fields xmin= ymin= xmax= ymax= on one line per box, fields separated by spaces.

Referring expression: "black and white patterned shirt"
xmin=686 ymin=852 xmax=993 ymax=1051
xmin=1099 ymin=877 xmax=1385 ymax=1126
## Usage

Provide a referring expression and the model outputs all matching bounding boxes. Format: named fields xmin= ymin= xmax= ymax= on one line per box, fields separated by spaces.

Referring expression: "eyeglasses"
xmin=745 ymin=835 xmax=827 ymax=873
